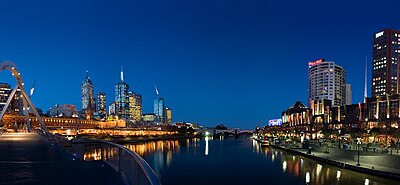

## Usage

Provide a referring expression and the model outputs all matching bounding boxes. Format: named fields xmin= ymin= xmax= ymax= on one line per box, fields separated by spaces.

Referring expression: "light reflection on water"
xmin=252 ymin=140 xmax=398 ymax=185
xmin=82 ymin=138 xmax=399 ymax=185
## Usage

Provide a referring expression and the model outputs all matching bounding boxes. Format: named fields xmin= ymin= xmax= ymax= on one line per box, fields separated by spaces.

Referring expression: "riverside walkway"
xmin=270 ymin=143 xmax=400 ymax=180
xmin=0 ymin=133 xmax=124 ymax=185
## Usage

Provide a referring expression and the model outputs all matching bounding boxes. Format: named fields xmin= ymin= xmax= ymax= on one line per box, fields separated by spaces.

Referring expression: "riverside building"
xmin=308 ymin=59 xmax=347 ymax=106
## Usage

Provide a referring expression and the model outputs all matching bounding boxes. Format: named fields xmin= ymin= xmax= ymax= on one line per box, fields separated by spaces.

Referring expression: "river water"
xmin=123 ymin=136 xmax=400 ymax=185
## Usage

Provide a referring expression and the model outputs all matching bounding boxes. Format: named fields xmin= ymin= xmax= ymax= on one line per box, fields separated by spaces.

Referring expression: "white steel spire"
xmin=364 ymin=56 xmax=368 ymax=103
xmin=120 ymin=65 xmax=124 ymax=81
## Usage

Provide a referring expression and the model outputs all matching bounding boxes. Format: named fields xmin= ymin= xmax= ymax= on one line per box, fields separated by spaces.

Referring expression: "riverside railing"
xmin=33 ymin=127 xmax=161 ymax=185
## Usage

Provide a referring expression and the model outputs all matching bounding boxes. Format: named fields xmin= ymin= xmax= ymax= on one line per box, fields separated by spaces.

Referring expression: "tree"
xmin=370 ymin=127 xmax=380 ymax=143
xmin=215 ymin=124 xmax=227 ymax=130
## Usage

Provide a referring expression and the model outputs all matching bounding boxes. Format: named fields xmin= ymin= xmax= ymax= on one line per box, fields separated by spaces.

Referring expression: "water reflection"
xmin=81 ymin=138 xmax=399 ymax=185
xmin=254 ymin=144 xmax=398 ymax=185
xmin=205 ymin=136 xmax=209 ymax=156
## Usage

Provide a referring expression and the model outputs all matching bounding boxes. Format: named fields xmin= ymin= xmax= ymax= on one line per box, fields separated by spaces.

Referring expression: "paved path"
xmin=292 ymin=148 xmax=400 ymax=175
xmin=0 ymin=133 xmax=124 ymax=185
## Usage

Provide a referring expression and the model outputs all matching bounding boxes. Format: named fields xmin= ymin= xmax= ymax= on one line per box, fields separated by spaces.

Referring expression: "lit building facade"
xmin=47 ymin=104 xmax=78 ymax=118
xmin=81 ymin=71 xmax=95 ymax=119
xmin=0 ymin=83 xmax=23 ymax=115
xmin=372 ymin=29 xmax=400 ymax=97
xmin=143 ymin=113 xmax=156 ymax=124
xmin=109 ymin=102 xmax=117 ymax=116
xmin=96 ymin=92 xmax=107 ymax=119
xmin=128 ymin=92 xmax=142 ymax=123
xmin=154 ymin=98 xmax=165 ymax=124
xmin=166 ymin=107 xmax=172 ymax=124
xmin=308 ymin=59 xmax=347 ymax=106
xmin=281 ymin=101 xmax=312 ymax=138
xmin=366 ymin=95 xmax=400 ymax=130
xmin=115 ymin=69 xmax=129 ymax=119
xmin=0 ymin=83 xmax=11 ymax=113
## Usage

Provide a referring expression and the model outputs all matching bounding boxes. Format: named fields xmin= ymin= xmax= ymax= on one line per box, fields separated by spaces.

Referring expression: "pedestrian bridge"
xmin=0 ymin=130 xmax=161 ymax=185
xmin=0 ymin=132 xmax=124 ymax=185
xmin=202 ymin=128 xmax=254 ymax=135
xmin=0 ymin=61 xmax=161 ymax=185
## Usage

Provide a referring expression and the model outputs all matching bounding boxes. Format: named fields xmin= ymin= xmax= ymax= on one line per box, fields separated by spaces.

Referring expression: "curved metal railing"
xmin=33 ymin=127 xmax=161 ymax=185
xmin=99 ymin=141 xmax=161 ymax=185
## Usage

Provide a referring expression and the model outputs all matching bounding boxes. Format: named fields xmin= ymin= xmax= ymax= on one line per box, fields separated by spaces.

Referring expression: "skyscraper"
xmin=308 ymin=59 xmax=347 ymax=106
xmin=154 ymin=85 xmax=166 ymax=124
xmin=115 ymin=67 xmax=129 ymax=119
xmin=0 ymin=83 xmax=11 ymax=113
xmin=96 ymin=92 xmax=107 ymax=118
xmin=372 ymin=29 xmax=400 ymax=97
xmin=154 ymin=97 xmax=165 ymax=124
xmin=81 ymin=71 xmax=95 ymax=119
xmin=128 ymin=92 xmax=142 ymax=123
xmin=165 ymin=107 xmax=172 ymax=124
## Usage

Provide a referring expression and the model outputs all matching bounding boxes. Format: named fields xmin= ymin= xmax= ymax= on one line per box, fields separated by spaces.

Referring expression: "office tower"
xmin=115 ymin=67 xmax=129 ymax=119
xmin=96 ymin=92 xmax=107 ymax=118
xmin=154 ymin=98 xmax=165 ymax=124
xmin=372 ymin=29 xmax=400 ymax=97
xmin=165 ymin=107 xmax=172 ymax=124
xmin=308 ymin=59 xmax=347 ymax=106
xmin=109 ymin=102 xmax=117 ymax=115
xmin=81 ymin=71 xmax=95 ymax=119
xmin=0 ymin=83 xmax=11 ymax=113
xmin=0 ymin=82 xmax=23 ymax=115
xmin=128 ymin=92 xmax=142 ymax=123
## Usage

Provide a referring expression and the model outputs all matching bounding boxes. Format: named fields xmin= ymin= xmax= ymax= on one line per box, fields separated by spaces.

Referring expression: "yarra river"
xmin=121 ymin=136 xmax=399 ymax=185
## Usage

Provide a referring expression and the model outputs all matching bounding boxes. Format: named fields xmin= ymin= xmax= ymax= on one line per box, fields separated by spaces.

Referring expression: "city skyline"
xmin=1 ymin=0 xmax=399 ymax=129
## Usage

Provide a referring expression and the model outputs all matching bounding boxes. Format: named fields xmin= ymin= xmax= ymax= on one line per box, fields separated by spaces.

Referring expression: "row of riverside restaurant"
xmin=265 ymin=29 xmax=400 ymax=145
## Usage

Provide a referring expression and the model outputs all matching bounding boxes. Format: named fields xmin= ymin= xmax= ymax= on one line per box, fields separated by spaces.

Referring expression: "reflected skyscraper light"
xmin=205 ymin=136 xmax=209 ymax=156
xmin=336 ymin=170 xmax=341 ymax=180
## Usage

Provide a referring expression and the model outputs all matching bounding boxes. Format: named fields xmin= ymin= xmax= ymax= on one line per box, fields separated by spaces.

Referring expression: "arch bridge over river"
xmin=0 ymin=61 xmax=161 ymax=185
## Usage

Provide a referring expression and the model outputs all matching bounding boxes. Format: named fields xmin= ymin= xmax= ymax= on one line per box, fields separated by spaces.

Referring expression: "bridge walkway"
xmin=0 ymin=133 xmax=124 ymax=185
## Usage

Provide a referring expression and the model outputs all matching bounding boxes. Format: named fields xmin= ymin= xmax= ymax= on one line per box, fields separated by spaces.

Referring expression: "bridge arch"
xmin=0 ymin=60 xmax=48 ymax=132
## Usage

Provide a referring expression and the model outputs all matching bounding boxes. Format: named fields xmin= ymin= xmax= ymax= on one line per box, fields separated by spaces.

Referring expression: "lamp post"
xmin=338 ymin=129 xmax=342 ymax=149
xmin=357 ymin=138 xmax=361 ymax=166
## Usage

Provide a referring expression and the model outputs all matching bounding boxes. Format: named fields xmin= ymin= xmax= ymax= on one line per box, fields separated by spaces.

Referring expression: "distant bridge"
xmin=201 ymin=128 xmax=254 ymax=135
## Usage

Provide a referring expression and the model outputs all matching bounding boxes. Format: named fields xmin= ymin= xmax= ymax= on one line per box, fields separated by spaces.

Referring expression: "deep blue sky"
xmin=0 ymin=0 xmax=399 ymax=129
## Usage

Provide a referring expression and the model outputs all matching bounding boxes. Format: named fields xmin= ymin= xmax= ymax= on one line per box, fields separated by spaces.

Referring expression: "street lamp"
xmin=338 ymin=129 xmax=342 ymax=149
xmin=357 ymin=137 xmax=361 ymax=166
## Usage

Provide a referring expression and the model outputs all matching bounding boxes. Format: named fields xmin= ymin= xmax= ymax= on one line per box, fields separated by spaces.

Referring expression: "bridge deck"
xmin=0 ymin=133 xmax=124 ymax=185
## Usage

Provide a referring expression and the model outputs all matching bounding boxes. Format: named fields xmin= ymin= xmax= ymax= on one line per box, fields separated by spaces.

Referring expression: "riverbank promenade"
xmin=0 ymin=133 xmax=124 ymax=185
xmin=271 ymin=142 xmax=400 ymax=180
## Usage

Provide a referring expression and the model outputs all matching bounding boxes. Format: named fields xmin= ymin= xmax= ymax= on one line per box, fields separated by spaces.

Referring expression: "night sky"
xmin=0 ymin=0 xmax=399 ymax=129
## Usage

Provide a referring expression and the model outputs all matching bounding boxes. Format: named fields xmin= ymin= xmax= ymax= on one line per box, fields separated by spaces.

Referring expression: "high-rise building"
xmin=346 ymin=84 xmax=352 ymax=105
xmin=372 ymin=29 xmax=400 ymax=97
xmin=96 ymin=92 xmax=107 ymax=118
xmin=81 ymin=71 xmax=95 ymax=119
xmin=0 ymin=83 xmax=11 ymax=113
xmin=109 ymin=102 xmax=117 ymax=116
xmin=128 ymin=92 xmax=142 ymax=123
xmin=47 ymin=104 xmax=78 ymax=118
xmin=143 ymin=113 xmax=156 ymax=123
xmin=165 ymin=107 xmax=172 ymax=124
xmin=115 ymin=67 xmax=129 ymax=119
xmin=0 ymin=83 xmax=23 ymax=115
xmin=154 ymin=97 xmax=165 ymax=124
xmin=308 ymin=59 xmax=347 ymax=106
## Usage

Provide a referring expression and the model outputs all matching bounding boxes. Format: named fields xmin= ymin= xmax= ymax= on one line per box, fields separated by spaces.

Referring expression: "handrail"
xmin=33 ymin=127 xmax=161 ymax=185
xmin=100 ymin=140 xmax=161 ymax=185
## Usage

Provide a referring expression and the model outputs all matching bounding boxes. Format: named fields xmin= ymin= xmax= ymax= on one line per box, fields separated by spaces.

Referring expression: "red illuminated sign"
xmin=308 ymin=59 xmax=325 ymax=66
